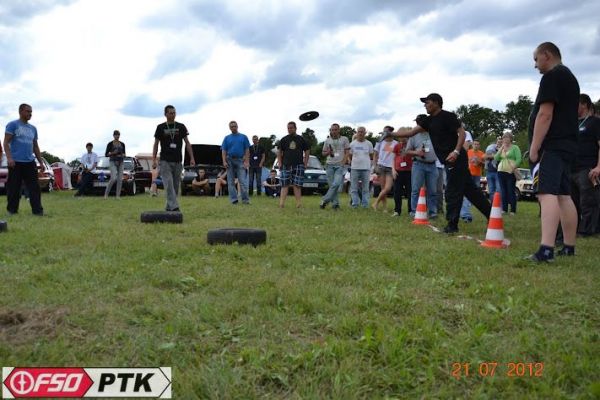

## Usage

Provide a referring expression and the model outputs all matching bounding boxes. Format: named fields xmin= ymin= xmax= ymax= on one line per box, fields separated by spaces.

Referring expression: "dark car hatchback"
xmin=181 ymin=144 xmax=223 ymax=195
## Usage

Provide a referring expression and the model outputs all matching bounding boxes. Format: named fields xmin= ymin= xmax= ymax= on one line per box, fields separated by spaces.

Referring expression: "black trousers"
xmin=6 ymin=161 xmax=43 ymax=214
xmin=445 ymin=151 xmax=490 ymax=228
xmin=570 ymin=168 xmax=600 ymax=235
xmin=76 ymin=171 xmax=94 ymax=195
xmin=248 ymin=166 xmax=262 ymax=195
xmin=393 ymin=170 xmax=412 ymax=214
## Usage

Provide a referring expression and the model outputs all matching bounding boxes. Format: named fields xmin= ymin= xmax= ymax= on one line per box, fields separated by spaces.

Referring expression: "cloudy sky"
xmin=1 ymin=0 xmax=599 ymax=163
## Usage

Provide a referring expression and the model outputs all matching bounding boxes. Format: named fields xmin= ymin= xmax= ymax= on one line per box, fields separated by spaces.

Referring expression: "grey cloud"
xmin=0 ymin=0 xmax=76 ymax=25
xmin=349 ymin=84 xmax=394 ymax=122
xmin=259 ymin=58 xmax=320 ymax=89
xmin=149 ymin=47 xmax=213 ymax=80
xmin=121 ymin=94 xmax=205 ymax=118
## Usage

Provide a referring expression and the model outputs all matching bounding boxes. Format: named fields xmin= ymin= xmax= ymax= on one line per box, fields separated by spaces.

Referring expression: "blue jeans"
xmin=411 ymin=161 xmax=438 ymax=214
xmin=498 ymin=171 xmax=517 ymax=213
xmin=460 ymin=176 xmax=481 ymax=219
xmin=321 ymin=164 xmax=345 ymax=206
xmin=486 ymin=171 xmax=501 ymax=201
xmin=227 ymin=157 xmax=249 ymax=203
xmin=350 ymin=169 xmax=370 ymax=208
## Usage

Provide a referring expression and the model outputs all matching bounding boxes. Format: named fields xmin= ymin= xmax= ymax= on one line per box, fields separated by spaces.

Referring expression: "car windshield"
xmin=519 ymin=169 xmax=532 ymax=180
xmin=96 ymin=157 xmax=134 ymax=171
xmin=307 ymin=156 xmax=323 ymax=170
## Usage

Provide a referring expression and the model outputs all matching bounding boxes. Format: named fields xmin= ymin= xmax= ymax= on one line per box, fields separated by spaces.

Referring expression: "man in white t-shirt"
xmin=74 ymin=142 xmax=98 ymax=197
xmin=320 ymin=123 xmax=350 ymax=210
xmin=348 ymin=126 xmax=374 ymax=208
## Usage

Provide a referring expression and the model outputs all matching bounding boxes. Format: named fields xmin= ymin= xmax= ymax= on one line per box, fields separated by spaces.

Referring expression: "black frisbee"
xmin=299 ymin=111 xmax=319 ymax=121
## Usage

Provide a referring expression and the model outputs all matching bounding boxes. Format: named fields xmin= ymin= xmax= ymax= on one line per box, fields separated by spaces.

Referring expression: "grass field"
xmin=0 ymin=190 xmax=599 ymax=399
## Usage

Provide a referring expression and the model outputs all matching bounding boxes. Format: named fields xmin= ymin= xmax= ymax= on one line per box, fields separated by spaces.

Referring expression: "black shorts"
xmin=535 ymin=150 xmax=574 ymax=195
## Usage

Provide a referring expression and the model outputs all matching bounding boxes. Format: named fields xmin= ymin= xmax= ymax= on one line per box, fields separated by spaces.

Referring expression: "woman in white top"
xmin=372 ymin=129 xmax=398 ymax=211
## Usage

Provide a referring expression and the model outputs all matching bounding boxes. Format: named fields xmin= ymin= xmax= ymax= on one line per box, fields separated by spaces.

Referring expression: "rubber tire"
xmin=207 ymin=228 xmax=266 ymax=247
xmin=140 ymin=211 xmax=183 ymax=223
xmin=0 ymin=220 xmax=7 ymax=232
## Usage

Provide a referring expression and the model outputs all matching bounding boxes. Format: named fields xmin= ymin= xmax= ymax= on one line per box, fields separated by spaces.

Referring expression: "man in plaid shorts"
xmin=277 ymin=121 xmax=310 ymax=208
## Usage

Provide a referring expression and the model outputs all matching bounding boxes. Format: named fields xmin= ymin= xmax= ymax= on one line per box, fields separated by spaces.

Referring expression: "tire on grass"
xmin=207 ymin=228 xmax=266 ymax=247
xmin=140 ymin=211 xmax=183 ymax=223
xmin=0 ymin=220 xmax=7 ymax=232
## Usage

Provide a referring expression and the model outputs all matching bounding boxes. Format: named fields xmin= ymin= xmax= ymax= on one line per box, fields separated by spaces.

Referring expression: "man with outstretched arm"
xmin=394 ymin=93 xmax=490 ymax=233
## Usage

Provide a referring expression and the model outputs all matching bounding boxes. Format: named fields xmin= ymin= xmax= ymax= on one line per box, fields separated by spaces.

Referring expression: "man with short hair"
xmin=221 ymin=121 xmax=251 ymax=205
xmin=527 ymin=42 xmax=580 ymax=261
xmin=320 ymin=123 xmax=350 ymax=210
xmin=484 ymin=137 xmax=502 ymax=201
xmin=460 ymin=139 xmax=485 ymax=222
xmin=152 ymin=105 xmax=195 ymax=212
xmin=570 ymin=93 xmax=600 ymax=236
xmin=74 ymin=142 xmax=98 ymax=197
xmin=395 ymin=94 xmax=491 ymax=233
xmin=277 ymin=121 xmax=309 ymax=208
xmin=405 ymin=114 xmax=438 ymax=219
xmin=3 ymin=104 xmax=44 ymax=216
xmin=248 ymin=135 xmax=265 ymax=196
xmin=191 ymin=168 xmax=211 ymax=196
xmin=263 ymin=169 xmax=281 ymax=197
xmin=349 ymin=126 xmax=374 ymax=208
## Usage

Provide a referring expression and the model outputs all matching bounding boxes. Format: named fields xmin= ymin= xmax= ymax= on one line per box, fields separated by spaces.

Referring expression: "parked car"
xmin=181 ymin=144 xmax=223 ymax=196
xmin=77 ymin=156 xmax=144 ymax=196
xmin=515 ymin=168 xmax=535 ymax=200
xmin=0 ymin=155 xmax=54 ymax=193
xmin=133 ymin=153 xmax=155 ymax=190
xmin=480 ymin=167 xmax=534 ymax=200
xmin=272 ymin=155 xmax=329 ymax=195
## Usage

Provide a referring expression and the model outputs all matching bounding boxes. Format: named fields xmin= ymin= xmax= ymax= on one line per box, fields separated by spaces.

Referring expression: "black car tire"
xmin=0 ymin=220 xmax=7 ymax=232
xmin=207 ymin=228 xmax=266 ymax=247
xmin=140 ymin=211 xmax=183 ymax=223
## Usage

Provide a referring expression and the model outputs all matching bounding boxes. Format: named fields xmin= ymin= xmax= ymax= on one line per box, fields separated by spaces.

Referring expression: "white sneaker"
xmin=391 ymin=212 xmax=399 ymax=217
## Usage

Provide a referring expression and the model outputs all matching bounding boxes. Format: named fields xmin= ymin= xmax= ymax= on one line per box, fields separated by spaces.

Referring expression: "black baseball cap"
xmin=419 ymin=93 xmax=443 ymax=106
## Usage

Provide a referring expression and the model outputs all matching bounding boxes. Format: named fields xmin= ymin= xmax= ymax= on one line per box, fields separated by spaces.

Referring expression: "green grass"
xmin=0 ymin=191 xmax=599 ymax=399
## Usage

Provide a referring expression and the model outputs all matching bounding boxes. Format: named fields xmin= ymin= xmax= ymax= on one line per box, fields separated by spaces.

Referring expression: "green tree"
xmin=504 ymin=95 xmax=533 ymax=134
xmin=339 ymin=126 xmax=356 ymax=142
xmin=41 ymin=151 xmax=63 ymax=164
xmin=259 ymin=135 xmax=277 ymax=168
xmin=454 ymin=104 xmax=504 ymax=138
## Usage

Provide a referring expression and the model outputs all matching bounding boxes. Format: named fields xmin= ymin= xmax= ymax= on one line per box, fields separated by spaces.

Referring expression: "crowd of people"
xmin=3 ymin=42 xmax=599 ymax=262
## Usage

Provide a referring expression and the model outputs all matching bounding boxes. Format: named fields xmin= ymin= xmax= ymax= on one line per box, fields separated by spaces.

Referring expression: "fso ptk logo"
xmin=2 ymin=367 xmax=171 ymax=398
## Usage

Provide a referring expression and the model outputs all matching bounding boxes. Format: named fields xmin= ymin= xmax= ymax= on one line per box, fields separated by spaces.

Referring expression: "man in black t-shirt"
xmin=249 ymin=135 xmax=265 ymax=196
xmin=527 ymin=42 xmax=580 ymax=262
xmin=152 ymin=105 xmax=195 ymax=212
xmin=570 ymin=94 xmax=600 ymax=236
xmin=277 ymin=121 xmax=309 ymax=208
xmin=395 ymin=93 xmax=491 ymax=234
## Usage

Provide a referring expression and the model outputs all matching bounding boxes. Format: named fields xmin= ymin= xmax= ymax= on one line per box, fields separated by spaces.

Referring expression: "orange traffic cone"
xmin=412 ymin=186 xmax=429 ymax=225
xmin=481 ymin=192 xmax=508 ymax=248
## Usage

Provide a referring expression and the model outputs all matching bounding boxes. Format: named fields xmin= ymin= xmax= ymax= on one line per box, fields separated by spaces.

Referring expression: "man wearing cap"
xmin=527 ymin=42 xmax=580 ymax=262
xmin=405 ymin=114 xmax=438 ymax=218
xmin=395 ymin=94 xmax=491 ymax=233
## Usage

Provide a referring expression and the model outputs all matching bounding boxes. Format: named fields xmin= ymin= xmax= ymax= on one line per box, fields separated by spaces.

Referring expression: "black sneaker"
xmin=524 ymin=252 xmax=554 ymax=263
xmin=443 ymin=225 xmax=458 ymax=234
xmin=332 ymin=204 xmax=340 ymax=211
xmin=319 ymin=201 xmax=327 ymax=209
xmin=557 ymin=246 xmax=575 ymax=256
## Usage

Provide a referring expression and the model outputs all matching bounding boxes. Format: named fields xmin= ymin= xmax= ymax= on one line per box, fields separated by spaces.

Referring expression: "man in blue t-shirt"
xmin=3 ymin=103 xmax=44 ymax=216
xmin=221 ymin=121 xmax=251 ymax=204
